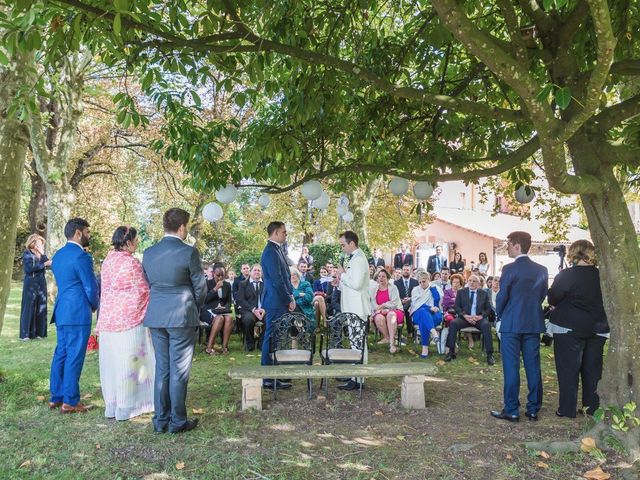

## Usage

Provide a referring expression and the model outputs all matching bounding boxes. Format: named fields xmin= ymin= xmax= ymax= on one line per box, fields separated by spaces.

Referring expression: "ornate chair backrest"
xmin=270 ymin=311 xmax=314 ymax=355
xmin=325 ymin=312 xmax=368 ymax=359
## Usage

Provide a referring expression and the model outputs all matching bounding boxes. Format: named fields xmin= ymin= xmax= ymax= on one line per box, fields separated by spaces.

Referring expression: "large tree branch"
xmin=557 ymin=0 xmax=590 ymax=50
xmin=517 ymin=0 xmax=555 ymax=34
xmin=540 ymin=142 xmax=602 ymax=195
xmin=610 ymin=59 xmax=640 ymax=76
xmin=589 ymin=94 xmax=640 ymax=132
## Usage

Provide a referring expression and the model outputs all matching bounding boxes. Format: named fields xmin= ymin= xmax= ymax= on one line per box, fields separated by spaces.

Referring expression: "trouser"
xmin=554 ymin=333 xmax=606 ymax=417
xmin=412 ymin=305 xmax=443 ymax=346
xmin=500 ymin=332 xmax=542 ymax=416
xmin=240 ymin=311 xmax=260 ymax=349
xmin=149 ymin=327 xmax=196 ymax=432
xmin=446 ymin=317 xmax=494 ymax=354
xmin=50 ymin=324 xmax=91 ymax=406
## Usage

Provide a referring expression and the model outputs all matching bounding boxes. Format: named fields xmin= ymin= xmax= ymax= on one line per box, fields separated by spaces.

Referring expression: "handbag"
xmin=87 ymin=334 xmax=99 ymax=351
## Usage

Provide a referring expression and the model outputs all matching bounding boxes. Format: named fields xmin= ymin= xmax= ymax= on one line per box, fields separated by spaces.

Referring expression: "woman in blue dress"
xmin=19 ymin=234 xmax=51 ymax=340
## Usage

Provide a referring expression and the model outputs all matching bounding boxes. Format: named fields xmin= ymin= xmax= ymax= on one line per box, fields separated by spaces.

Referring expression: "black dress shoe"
xmin=263 ymin=380 xmax=292 ymax=389
xmin=336 ymin=377 xmax=351 ymax=382
xmin=555 ymin=410 xmax=575 ymax=418
xmin=169 ymin=418 xmax=199 ymax=434
xmin=490 ymin=410 xmax=519 ymax=422
xmin=337 ymin=380 xmax=363 ymax=391
xmin=525 ymin=411 xmax=539 ymax=421
xmin=444 ymin=352 xmax=456 ymax=362
xmin=153 ymin=425 xmax=168 ymax=434
xmin=487 ymin=354 xmax=496 ymax=366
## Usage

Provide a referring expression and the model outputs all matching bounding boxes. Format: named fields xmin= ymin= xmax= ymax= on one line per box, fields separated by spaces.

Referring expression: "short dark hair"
xmin=64 ymin=218 xmax=90 ymax=240
xmin=267 ymin=221 xmax=285 ymax=236
xmin=298 ymin=259 xmax=308 ymax=266
xmin=440 ymin=267 xmax=450 ymax=273
xmin=507 ymin=231 xmax=532 ymax=254
xmin=163 ymin=208 xmax=190 ymax=232
xmin=340 ymin=230 xmax=359 ymax=246
xmin=111 ymin=226 xmax=137 ymax=251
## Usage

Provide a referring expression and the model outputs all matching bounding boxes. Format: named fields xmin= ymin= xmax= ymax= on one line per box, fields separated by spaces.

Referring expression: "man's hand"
xmin=288 ymin=301 xmax=296 ymax=312
xmin=401 ymin=297 xmax=411 ymax=305
xmin=336 ymin=266 xmax=345 ymax=279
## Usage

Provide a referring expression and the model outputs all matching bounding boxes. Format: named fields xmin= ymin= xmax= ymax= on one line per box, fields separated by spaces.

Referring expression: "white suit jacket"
xmin=340 ymin=249 xmax=372 ymax=319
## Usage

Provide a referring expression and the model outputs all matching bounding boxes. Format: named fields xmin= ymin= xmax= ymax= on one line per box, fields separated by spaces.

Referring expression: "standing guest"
xmin=450 ymin=252 xmax=465 ymax=274
xmin=337 ymin=230 xmax=371 ymax=390
xmin=290 ymin=267 xmax=315 ymax=326
xmin=395 ymin=264 xmax=419 ymax=340
xmin=371 ymin=248 xmax=385 ymax=268
xmin=490 ymin=276 xmax=501 ymax=337
xmin=410 ymin=271 xmax=443 ymax=358
xmin=478 ymin=252 xmax=490 ymax=275
xmin=204 ymin=266 xmax=233 ymax=355
xmin=49 ymin=218 xmax=99 ymax=414
xmin=232 ymin=264 xmax=250 ymax=301
xmin=371 ymin=270 xmax=404 ymax=354
xmin=236 ymin=264 xmax=265 ymax=351
xmin=427 ymin=245 xmax=447 ymax=275
xmin=19 ymin=234 xmax=51 ymax=341
xmin=260 ymin=221 xmax=294 ymax=390
xmin=96 ymin=226 xmax=154 ymax=421
xmin=143 ymin=208 xmax=206 ymax=433
xmin=312 ymin=266 xmax=332 ymax=325
xmin=393 ymin=243 xmax=414 ymax=269
xmin=491 ymin=231 xmax=548 ymax=422
xmin=298 ymin=259 xmax=314 ymax=284
xmin=298 ymin=245 xmax=314 ymax=268
xmin=547 ymin=240 xmax=609 ymax=418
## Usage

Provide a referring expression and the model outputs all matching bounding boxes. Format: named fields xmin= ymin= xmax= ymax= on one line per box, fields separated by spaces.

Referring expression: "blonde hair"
xmin=417 ymin=271 xmax=430 ymax=281
xmin=568 ymin=240 xmax=597 ymax=265
xmin=25 ymin=234 xmax=45 ymax=251
xmin=290 ymin=266 xmax=301 ymax=279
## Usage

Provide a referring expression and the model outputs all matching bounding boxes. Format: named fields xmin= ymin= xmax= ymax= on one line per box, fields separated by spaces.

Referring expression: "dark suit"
xmin=232 ymin=274 xmax=247 ymax=302
xmin=260 ymin=240 xmax=293 ymax=366
xmin=496 ymin=256 xmax=548 ymax=417
xmin=300 ymin=272 xmax=314 ymax=285
xmin=236 ymin=278 xmax=264 ymax=350
xmin=393 ymin=252 xmax=413 ymax=269
xmin=426 ymin=254 xmax=447 ymax=275
xmin=370 ymin=257 xmax=385 ymax=268
xmin=446 ymin=287 xmax=494 ymax=354
xmin=142 ymin=236 xmax=207 ymax=433
xmin=395 ymin=276 xmax=419 ymax=335
xmin=49 ymin=242 xmax=99 ymax=407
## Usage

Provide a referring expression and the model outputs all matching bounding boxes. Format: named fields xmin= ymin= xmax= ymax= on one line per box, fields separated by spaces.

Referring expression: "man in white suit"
xmin=336 ymin=230 xmax=371 ymax=390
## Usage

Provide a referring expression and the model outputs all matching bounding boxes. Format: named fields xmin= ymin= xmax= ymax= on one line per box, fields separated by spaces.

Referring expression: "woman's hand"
xmin=299 ymin=292 xmax=305 ymax=297
xmin=215 ymin=280 xmax=224 ymax=289
xmin=430 ymin=306 xmax=439 ymax=313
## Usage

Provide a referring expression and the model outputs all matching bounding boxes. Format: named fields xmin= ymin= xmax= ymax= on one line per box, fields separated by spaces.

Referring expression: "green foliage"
xmin=233 ymin=250 xmax=262 ymax=274
xmin=308 ymin=243 xmax=341 ymax=270
xmin=594 ymin=402 xmax=640 ymax=432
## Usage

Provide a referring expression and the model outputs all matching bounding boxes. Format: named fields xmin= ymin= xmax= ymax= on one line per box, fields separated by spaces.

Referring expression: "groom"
xmin=143 ymin=208 xmax=206 ymax=433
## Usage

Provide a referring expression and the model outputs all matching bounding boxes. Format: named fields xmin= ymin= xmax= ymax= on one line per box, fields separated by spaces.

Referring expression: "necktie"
xmin=470 ymin=290 xmax=476 ymax=315
xmin=404 ymin=280 xmax=409 ymax=293
xmin=253 ymin=281 xmax=258 ymax=292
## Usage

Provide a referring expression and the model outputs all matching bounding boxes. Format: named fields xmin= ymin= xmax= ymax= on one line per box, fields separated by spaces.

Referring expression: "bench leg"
xmin=241 ymin=378 xmax=262 ymax=411
xmin=401 ymin=375 xmax=426 ymax=409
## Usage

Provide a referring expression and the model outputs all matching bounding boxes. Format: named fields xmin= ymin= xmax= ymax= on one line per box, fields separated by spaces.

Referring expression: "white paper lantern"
xmin=389 ymin=177 xmax=409 ymax=196
xmin=202 ymin=202 xmax=223 ymax=222
xmin=215 ymin=184 xmax=237 ymax=204
xmin=257 ymin=193 xmax=271 ymax=208
xmin=413 ymin=181 xmax=435 ymax=200
xmin=336 ymin=204 xmax=348 ymax=216
xmin=515 ymin=185 xmax=535 ymax=204
xmin=312 ymin=191 xmax=330 ymax=210
xmin=338 ymin=194 xmax=350 ymax=208
xmin=301 ymin=180 xmax=323 ymax=201
xmin=342 ymin=211 xmax=354 ymax=222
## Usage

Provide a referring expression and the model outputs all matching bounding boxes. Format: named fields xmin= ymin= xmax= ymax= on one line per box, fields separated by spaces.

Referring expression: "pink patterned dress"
xmin=96 ymin=250 xmax=154 ymax=421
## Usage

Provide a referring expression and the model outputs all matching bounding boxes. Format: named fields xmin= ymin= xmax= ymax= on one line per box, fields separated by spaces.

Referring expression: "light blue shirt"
xmin=469 ymin=289 xmax=478 ymax=316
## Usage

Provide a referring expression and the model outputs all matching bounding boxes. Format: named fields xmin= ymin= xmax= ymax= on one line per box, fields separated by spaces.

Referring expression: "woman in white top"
xmin=410 ymin=271 xmax=444 ymax=358
xmin=477 ymin=252 xmax=490 ymax=275
xmin=370 ymin=270 xmax=404 ymax=353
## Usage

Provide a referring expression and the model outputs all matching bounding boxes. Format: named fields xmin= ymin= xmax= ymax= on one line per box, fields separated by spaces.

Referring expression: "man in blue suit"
xmin=260 ymin=221 xmax=294 ymax=390
xmin=49 ymin=218 xmax=99 ymax=414
xmin=492 ymin=231 xmax=548 ymax=422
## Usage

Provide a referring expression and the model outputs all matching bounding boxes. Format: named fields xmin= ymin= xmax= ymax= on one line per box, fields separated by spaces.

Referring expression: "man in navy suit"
xmin=491 ymin=231 xmax=548 ymax=422
xmin=393 ymin=244 xmax=414 ymax=269
xmin=49 ymin=218 xmax=99 ymax=414
xmin=427 ymin=245 xmax=447 ymax=275
xmin=395 ymin=265 xmax=419 ymax=339
xmin=260 ymin=221 xmax=294 ymax=389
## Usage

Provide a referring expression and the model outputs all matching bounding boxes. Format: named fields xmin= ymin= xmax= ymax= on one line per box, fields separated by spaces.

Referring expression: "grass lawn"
xmin=0 ymin=282 xmax=621 ymax=479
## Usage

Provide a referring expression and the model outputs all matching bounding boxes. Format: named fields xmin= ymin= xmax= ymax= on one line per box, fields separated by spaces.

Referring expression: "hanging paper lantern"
xmin=389 ymin=177 xmax=409 ymax=196
xmin=301 ymin=180 xmax=323 ymax=201
xmin=342 ymin=211 xmax=354 ymax=222
xmin=257 ymin=193 xmax=271 ymax=208
xmin=413 ymin=181 xmax=435 ymax=200
xmin=336 ymin=204 xmax=348 ymax=216
xmin=515 ymin=185 xmax=535 ymax=204
xmin=202 ymin=202 xmax=223 ymax=222
xmin=215 ymin=184 xmax=237 ymax=204
xmin=312 ymin=191 xmax=330 ymax=210
xmin=338 ymin=194 xmax=350 ymax=208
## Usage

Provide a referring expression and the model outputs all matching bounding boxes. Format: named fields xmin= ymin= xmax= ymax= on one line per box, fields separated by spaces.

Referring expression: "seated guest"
xmin=393 ymin=268 xmax=402 ymax=281
xmin=19 ymin=234 xmax=51 ymax=341
xmin=232 ymin=263 xmax=250 ymax=302
xmin=312 ymin=266 xmax=332 ymax=325
xmin=204 ymin=266 xmax=233 ymax=355
xmin=96 ymin=226 xmax=154 ymax=421
xmin=298 ymin=259 xmax=314 ymax=284
xmin=547 ymin=240 xmax=609 ymax=418
xmin=227 ymin=269 xmax=236 ymax=287
xmin=291 ymin=267 xmax=316 ymax=328
xmin=298 ymin=245 xmax=314 ymax=269
xmin=370 ymin=269 xmax=404 ymax=354
xmin=431 ymin=271 xmax=441 ymax=283
xmin=445 ymin=274 xmax=495 ymax=365
xmin=327 ymin=275 xmax=341 ymax=317
xmin=439 ymin=267 xmax=452 ymax=291
xmin=410 ymin=271 xmax=443 ymax=358
xmin=235 ymin=264 xmax=266 ymax=351
xmin=368 ymin=264 xmax=379 ymax=296
xmin=395 ymin=264 xmax=418 ymax=339
xmin=450 ymin=252 xmax=465 ymax=274
xmin=485 ymin=276 xmax=494 ymax=292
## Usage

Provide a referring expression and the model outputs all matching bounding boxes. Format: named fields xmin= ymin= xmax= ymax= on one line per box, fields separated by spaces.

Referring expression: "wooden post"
xmin=241 ymin=378 xmax=262 ymax=411
xmin=401 ymin=375 xmax=426 ymax=409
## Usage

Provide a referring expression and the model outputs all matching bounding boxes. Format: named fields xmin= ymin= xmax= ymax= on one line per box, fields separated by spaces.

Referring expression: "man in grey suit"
xmin=143 ymin=208 xmax=206 ymax=433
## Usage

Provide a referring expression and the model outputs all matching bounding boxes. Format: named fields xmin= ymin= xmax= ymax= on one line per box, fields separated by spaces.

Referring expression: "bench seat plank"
xmin=229 ymin=362 xmax=436 ymax=380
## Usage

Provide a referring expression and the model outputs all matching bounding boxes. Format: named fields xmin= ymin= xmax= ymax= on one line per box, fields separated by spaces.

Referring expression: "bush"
xmin=309 ymin=242 xmax=372 ymax=271
xmin=233 ymin=250 xmax=262 ymax=274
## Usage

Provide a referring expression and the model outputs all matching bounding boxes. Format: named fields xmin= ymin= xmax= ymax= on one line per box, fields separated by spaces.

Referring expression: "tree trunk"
xmin=0 ymin=51 xmax=33 ymax=335
xmin=27 ymin=159 xmax=47 ymax=238
xmin=351 ymin=177 xmax=383 ymax=245
xmin=45 ymin=182 xmax=75 ymax=254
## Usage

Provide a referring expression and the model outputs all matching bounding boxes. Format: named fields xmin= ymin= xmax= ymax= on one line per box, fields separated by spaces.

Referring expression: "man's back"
xmin=142 ymin=237 xmax=206 ymax=328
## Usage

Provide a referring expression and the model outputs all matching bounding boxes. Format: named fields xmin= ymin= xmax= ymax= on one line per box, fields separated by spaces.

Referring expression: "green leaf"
xmin=235 ymin=92 xmax=246 ymax=108
xmin=114 ymin=0 xmax=129 ymax=13
xmin=592 ymin=407 xmax=604 ymax=423
xmin=0 ymin=50 xmax=9 ymax=66
xmin=555 ymin=86 xmax=571 ymax=110
xmin=555 ymin=0 xmax=568 ymax=8
xmin=542 ymin=0 xmax=554 ymax=9
xmin=191 ymin=90 xmax=201 ymax=107
xmin=536 ymin=84 xmax=552 ymax=104
xmin=113 ymin=13 xmax=122 ymax=37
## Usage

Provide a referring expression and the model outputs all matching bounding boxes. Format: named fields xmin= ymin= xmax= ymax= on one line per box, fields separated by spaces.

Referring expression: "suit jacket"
xmin=142 ymin=236 xmax=207 ymax=328
xmin=426 ymin=254 xmax=447 ymax=274
xmin=454 ymin=287 xmax=491 ymax=320
xmin=232 ymin=274 xmax=247 ymax=300
xmin=370 ymin=257 xmax=385 ymax=268
xmin=51 ymin=242 xmax=99 ymax=326
xmin=340 ymin=249 xmax=371 ymax=318
xmin=300 ymin=272 xmax=314 ymax=285
xmin=496 ymin=256 xmax=548 ymax=333
xmin=236 ymin=278 xmax=263 ymax=312
xmin=261 ymin=240 xmax=293 ymax=309
xmin=393 ymin=252 xmax=414 ymax=269
xmin=394 ymin=277 xmax=419 ymax=311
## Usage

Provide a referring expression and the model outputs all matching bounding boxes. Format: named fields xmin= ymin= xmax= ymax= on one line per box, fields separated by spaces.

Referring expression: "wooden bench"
xmin=228 ymin=362 xmax=437 ymax=411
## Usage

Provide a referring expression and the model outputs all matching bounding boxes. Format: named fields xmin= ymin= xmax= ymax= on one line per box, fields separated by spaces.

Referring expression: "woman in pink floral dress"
xmin=96 ymin=226 xmax=154 ymax=421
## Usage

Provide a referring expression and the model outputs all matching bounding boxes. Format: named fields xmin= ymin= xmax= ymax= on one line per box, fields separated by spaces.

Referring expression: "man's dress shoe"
xmin=49 ymin=401 xmax=63 ymax=410
xmin=263 ymin=380 xmax=292 ymax=390
xmin=490 ymin=410 xmax=520 ymax=422
xmin=60 ymin=403 xmax=91 ymax=414
xmin=444 ymin=352 xmax=456 ymax=362
xmin=487 ymin=354 xmax=496 ymax=366
xmin=525 ymin=411 xmax=539 ymax=421
xmin=154 ymin=425 xmax=168 ymax=434
xmin=169 ymin=418 xmax=199 ymax=434
xmin=337 ymin=380 xmax=363 ymax=391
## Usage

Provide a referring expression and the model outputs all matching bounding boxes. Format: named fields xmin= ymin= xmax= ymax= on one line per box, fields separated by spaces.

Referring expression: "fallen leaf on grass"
xmin=374 ymin=411 xmax=384 ymax=416
xmin=192 ymin=408 xmax=205 ymax=414
xmin=581 ymin=437 xmax=597 ymax=452
xmin=175 ymin=462 xmax=185 ymax=470
xmin=229 ymin=357 xmax=236 ymax=361
xmin=436 ymin=360 xmax=445 ymax=366
xmin=535 ymin=461 xmax=549 ymax=469
xmin=19 ymin=460 xmax=32 ymax=468
xmin=538 ymin=451 xmax=550 ymax=459
xmin=83 ymin=393 xmax=93 ymax=399
xmin=506 ymin=453 xmax=512 ymax=459
xmin=36 ymin=395 xmax=45 ymax=401
xmin=583 ymin=466 xmax=611 ymax=480
xmin=396 ymin=435 xmax=405 ymax=440
xmin=95 ymin=444 xmax=101 ymax=449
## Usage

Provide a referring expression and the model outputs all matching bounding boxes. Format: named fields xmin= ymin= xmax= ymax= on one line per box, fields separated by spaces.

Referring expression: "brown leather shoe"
xmin=48 ymin=401 xmax=63 ymax=410
xmin=60 ymin=402 xmax=91 ymax=414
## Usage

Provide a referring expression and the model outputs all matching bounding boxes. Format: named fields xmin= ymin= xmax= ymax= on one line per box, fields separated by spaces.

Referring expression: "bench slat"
xmin=229 ymin=362 xmax=436 ymax=379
